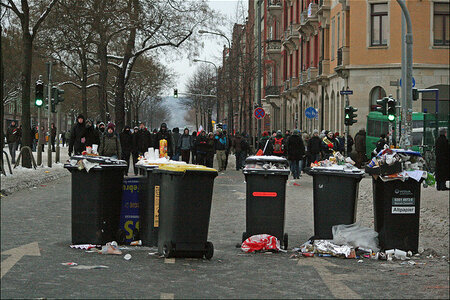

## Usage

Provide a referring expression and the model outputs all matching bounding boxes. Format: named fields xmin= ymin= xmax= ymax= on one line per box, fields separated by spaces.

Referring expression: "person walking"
xmin=50 ymin=123 xmax=57 ymax=152
xmin=258 ymin=131 xmax=273 ymax=155
xmin=195 ymin=130 xmax=208 ymax=166
xmin=206 ymin=132 xmax=216 ymax=168
xmin=6 ymin=121 xmax=19 ymax=164
xmin=64 ymin=130 xmax=71 ymax=148
xmin=232 ymin=132 xmax=244 ymax=170
xmin=308 ymin=129 xmax=322 ymax=164
xmin=69 ymin=114 xmax=86 ymax=156
xmin=214 ymin=129 xmax=228 ymax=171
xmin=191 ymin=131 xmax=197 ymax=164
xmin=99 ymin=123 xmax=121 ymax=159
xmin=84 ymin=119 xmax=100 ymax=147
xmin=178 ymin=128 xmax=193 ymax=164
xmin=287 ymin=129 xmax=305 ymax=179
xmin=120 ymin=125 xmax=133 ymax=167
xmin=435 ymin=128 xmax=449 ymax=191
xmin=354 ymin=129 xmax=366 ymax=168
xmin=272 ymin=130 xmax=285 ymax=157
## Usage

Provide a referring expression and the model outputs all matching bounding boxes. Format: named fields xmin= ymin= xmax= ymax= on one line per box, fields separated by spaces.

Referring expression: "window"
xmin=434 ymin=3 xmax=450 ymax=46
xmin=371 ymin=3 xmax=388 ymax=46
xmin=331 ymin=17 xmax=335 ymax=60
xmin=267 ymin=67 xmax=273 ymax=86
xmin=370 ymin=86 xmax=387 ymax=111
xmin=337 ymin=14 xmax=340 ymax=49
xmin=269 ymin=25 xmax=273 ymax=40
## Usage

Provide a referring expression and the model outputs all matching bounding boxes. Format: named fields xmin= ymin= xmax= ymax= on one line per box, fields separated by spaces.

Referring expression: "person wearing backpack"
xmin=272 ymin=130 xmax=285 ymax=157
xmin=99 ymin=123 xmax=121 ymax=159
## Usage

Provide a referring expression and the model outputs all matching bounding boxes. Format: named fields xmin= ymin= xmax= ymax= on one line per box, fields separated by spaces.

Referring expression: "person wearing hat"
xmin=308 ymin=129 xmax=322 ymax=164
xmin=435 ymin=128 xmax=449 ymax=191
xmin=258 ymin=131 xmax=273 ymax=155
xmin=69 ymin=114 xmax=86 ymax=156
xmin=84 ymin=119 xmax=100 ymax=147
xmin=272 ymin=130 xmax=286 ymax=157
xmin=96 ymin=122 xmax=106 ymax=137
xmin=154 ymin=122 xmax=173 ymax=158
xmin=99 ymin=123 xmax=121 ymax=159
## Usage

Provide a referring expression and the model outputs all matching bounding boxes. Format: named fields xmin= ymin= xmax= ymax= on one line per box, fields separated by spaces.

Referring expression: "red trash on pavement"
xmin=241 ymin=234 xmax=281 ymax=253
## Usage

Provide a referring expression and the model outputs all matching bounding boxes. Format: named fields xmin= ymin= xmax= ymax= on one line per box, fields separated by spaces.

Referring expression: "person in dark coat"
xmin=287 ymin=129 xmax=305 ymax=179
xmin=50 ymin=123 xmax=57 ymax=152
xmin=354 ymin=129 xmax=366 ymax=168
xmin=154 ymin=123 xmax=173 ymax=158
xmin=6 ymin=121 xmax=19 ymax=164
xmin=435 ymin=128 xmax=449 ymax=191
xmin=308 ymin=129 xmax=322 ymax=164
xmin=96 ymin=122 xmax=105 ymax=137
xmin=206 ymin=132 xmax=215 ymax=168
xmin=195 ymin=130 xmax=208 ymax=166
xmin=69 ymin=114 xmax=86 ymax=156
xmin=134 ymin=122 xmax=152 ymax=156
xmin=321 ymin=131 xmax=338 ymax=159
xmin=120 ymin=125 xmax=134 ymax=167
xmin=171 ymin=127 xmax=181 ymax=161
xmin=258 ymin=131 xmax=273 ymax=155
xmin=84 ymin=119 xmax=100 ymax=147
xmin=99 ymin=123 xmax=121 ymax=159
xmin=373 ymin=134 xmax=388 ymax=157
xmin=346 ymin=133 xmax=354 ymax=154
xmin=191 ymin=131 xmax=197 ymax=164
xmin=178 ymin=128 xmax=193 ymax=164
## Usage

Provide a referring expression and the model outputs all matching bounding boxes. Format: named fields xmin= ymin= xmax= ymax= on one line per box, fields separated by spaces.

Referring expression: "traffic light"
xmin=35 ymin=80 xmax=44 ymax=107
xmin=56 ymin=88 xmax=64 ymax=103
xmin=412 ymin=88 xmax=419 ymax=101
xmin=51 ymin=87 xmax=57 ymax=113
xmin=387 ymin=97 xmax=396 ymax=122
xmin=344 ymin=106 xmax=358 ymax=126
xmin=376 ymin=97 xmax=388 ymax=115
xmin=174 ymin=88 xmax=178 ymax=98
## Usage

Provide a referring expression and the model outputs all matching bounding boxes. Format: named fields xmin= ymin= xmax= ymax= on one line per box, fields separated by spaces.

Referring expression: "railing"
xmin=337 ymin=47 xmax=343 ymax=66
xmin=268 ymin=0 xmax=282 ymax=8
xmin=265 ymin=85 xmax=281 ymax=96
xmin=307 ymin=67 xmax=318 ymax=81
xmin=266 ymin=40 xmax=282 ymax=51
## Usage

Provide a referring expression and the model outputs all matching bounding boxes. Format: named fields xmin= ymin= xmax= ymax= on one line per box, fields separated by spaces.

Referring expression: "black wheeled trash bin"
xmin=308 ymin=167 xmax=364 ymax=239
xmin=242 ymin=156 xmax=290 ymax=249
xmin=155 ymin=165 xmax=218 ymax=259
xmin=136 ymin=164 xmax=161 ymax=247
xmin=373 ymin=177 xmax=422 ymax=252
xmin=64 ymin=155 xmax=128 ymax=244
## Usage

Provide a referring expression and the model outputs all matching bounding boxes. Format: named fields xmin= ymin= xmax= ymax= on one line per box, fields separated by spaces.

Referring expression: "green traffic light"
xmin=388 ymin=114 xmax=395 ymax=121
xmin=35 ymin=99 xmax=43 ymax=107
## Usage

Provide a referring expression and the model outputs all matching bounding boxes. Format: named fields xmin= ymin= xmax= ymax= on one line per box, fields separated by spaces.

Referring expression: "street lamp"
xmin=198 ymin=30 xmax=231 ymax=50
xmin=193 ymin=58 xmax=219 ymax=132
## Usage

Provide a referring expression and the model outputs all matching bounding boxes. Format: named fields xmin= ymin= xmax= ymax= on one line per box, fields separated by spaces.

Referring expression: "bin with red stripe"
xmin=242 ymin=156 xmax=290 ymax=249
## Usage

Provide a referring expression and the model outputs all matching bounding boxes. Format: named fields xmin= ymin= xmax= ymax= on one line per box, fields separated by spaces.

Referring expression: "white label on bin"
xmin=392 ymin=206 xmax=415 ymax=214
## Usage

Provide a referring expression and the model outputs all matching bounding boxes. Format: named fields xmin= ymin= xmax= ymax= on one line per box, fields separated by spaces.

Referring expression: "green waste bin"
xmin=64 ymin=156 xmax=128 ymax=244
xmin=307 ymin=168 xmax=364 ymax=239
xmin=136 ymin=164 xmax=161 ymax=247
xmin=242 ymin=156 xmax=290 ymax=249
xmin=155 ymin=165 xmax=218 ymax=259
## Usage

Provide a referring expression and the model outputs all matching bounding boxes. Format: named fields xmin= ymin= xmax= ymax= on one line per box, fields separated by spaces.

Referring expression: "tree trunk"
xmin=20 ymin=32 xmax=33 ymax=168
xmin=81 ymin=51 xmax=88 ymax=118
xmin=97 ymin=41 xmax=108 ymax=121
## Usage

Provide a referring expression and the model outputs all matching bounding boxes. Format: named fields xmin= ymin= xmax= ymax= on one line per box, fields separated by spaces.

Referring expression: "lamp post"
xmin=198 ymin=30 xmax=233 ymax=133
xmin=193 ymin=59 xmax=219 ymax=129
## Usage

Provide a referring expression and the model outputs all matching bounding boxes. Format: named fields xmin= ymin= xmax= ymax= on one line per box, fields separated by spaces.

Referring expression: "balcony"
xmin=266 ymin=39 xmax=282 ymax=62
xmin=265 ymin=85 xmax=281 ymax=97
xmin=307 ymin=67 xmax=318 ymax=82
xmin=282 ymin=24 xmax=300 ymax=51
xmin=298 ymin=5 xmax=319 ymax=38
xmin=318 ymin=59 xmax=330 ymax=79
xmin=282 ymin=78 xmax=299 ymax=96
xmin=267 ymin=0 xmax=282 ymax=20
xmin=336 ymin=47 xmax=349 ymax=68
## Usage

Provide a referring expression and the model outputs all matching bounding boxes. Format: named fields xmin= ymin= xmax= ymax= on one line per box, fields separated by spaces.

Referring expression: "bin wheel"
xmin=283 ymin=233 xmax=288 ymax=250
xmin=204 ymin=242 xmax=214 ymax=260
xmin=163 ymin=242 xmax=174 ymax=258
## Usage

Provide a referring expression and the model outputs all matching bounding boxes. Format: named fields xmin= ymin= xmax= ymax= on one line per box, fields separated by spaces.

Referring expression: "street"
xmin=1 ymin=159 xmax=448 ymax=299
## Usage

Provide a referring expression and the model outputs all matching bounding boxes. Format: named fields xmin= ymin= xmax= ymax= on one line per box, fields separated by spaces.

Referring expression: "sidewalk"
xmin=1 ymin=145 xmax=71 ymax=195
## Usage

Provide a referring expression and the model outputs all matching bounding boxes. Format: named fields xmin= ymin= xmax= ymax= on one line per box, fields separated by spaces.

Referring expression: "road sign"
xmin=254 ymin=107 xmax=266 ymax=119
xmin=390 ymin=80 xmax=399 ymax=87
xmin=340 ymin=90 xmax=353 ymax=95
xmin=399 ymin=77 xmax=415 ymax=87
xmin=305 ymin=107 xmax=318 ymax=119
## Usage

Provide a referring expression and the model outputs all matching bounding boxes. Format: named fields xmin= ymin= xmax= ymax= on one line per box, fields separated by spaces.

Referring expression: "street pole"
xmin=397 ymin=0 xmax=413 ymax=149
xmin=344 ymin=85 xmax=349 ymax=157
xmin=55 ymin=107 xmax=60 ymax=163
xmin=37 ymin=106 xmax=42 ymax=166
xmin=257 ymin=0 xmax=262 ymax=142
xmin=46 ymin=62 xmax=52 ymax=168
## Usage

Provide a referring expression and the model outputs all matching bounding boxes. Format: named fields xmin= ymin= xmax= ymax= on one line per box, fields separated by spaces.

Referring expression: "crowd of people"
xmin=3 ymin=117 xmax=449 ymax=190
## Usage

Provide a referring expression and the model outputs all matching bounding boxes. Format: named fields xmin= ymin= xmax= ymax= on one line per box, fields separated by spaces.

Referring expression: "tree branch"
xmin=32 ymin=0 xmax=59 ymax=39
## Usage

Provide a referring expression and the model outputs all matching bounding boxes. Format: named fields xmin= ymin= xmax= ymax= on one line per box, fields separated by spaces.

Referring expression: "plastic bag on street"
xmin=241 ymin=234 xmax=281 ymax=253
xmin=332 ymin=223 xmax=380 ymax=252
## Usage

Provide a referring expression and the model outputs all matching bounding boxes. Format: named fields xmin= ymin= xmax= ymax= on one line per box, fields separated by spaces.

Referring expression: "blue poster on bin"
xmin=119 ymin=177 xmax=141 ymax=243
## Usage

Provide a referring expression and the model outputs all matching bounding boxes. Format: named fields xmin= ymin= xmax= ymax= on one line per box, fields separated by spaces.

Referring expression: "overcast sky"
xmin=163 ymin=0 xmax=248 ymax=96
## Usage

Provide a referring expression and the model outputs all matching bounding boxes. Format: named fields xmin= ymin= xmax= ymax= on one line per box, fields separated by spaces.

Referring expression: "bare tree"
xmin=1 ymin=0 xmax=58 ymax=167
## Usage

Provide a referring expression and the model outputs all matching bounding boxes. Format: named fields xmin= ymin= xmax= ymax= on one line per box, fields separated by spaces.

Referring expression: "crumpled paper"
xmin=241 ymin=234 xmax=281 ymax=253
